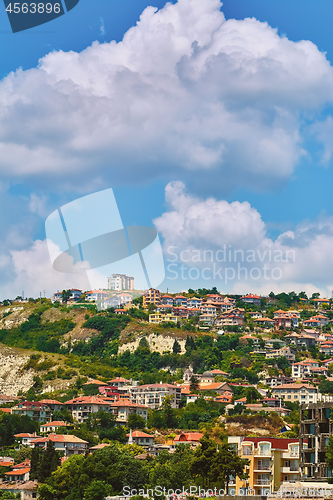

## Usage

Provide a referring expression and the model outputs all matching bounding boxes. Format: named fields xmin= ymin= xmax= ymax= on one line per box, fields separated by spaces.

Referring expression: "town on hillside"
xmin=0 ymin=287 xmax=333 ymax=499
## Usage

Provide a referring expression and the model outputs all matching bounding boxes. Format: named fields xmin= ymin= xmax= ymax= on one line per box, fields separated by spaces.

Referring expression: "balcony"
xmin=281 ymin=467 xmax=299 ymax=473
xmin=254 ymin=479 xmax=270 ymax=486
xmin=282 ymin=452 xmax=299 ymax=459
xmin=255 ymin=460 xmax=271 ymax=471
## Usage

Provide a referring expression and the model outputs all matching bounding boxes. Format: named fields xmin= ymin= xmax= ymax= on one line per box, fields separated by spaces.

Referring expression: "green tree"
xmin=190 ymin=433 xmax=218 ymax=487
xmin=138 ymin=337 xmax=150 ymax=350
xmin=326 ymin=435 xmax=333 ymax=471
xmin=37 ymin=440 xmax=61 ymax=483
xmin=185 ymin=336 xmax=196 ymax=352
xmin=52 ymin=408 xmax=74 ymax=424
xmin=38 ymin=484 xmax=57 ymax=500
xmin=276 ymin=356 xmax=289 ymax=373
xmin=127 ymin=413 xmax=146 ymax=430
xmin=61 ymin=290 xmax=72 ymax=303
xmin=162 ymin=396 xmax=177 ymax=428
xmin=190 ymin=375 xmax=200 ymax=393
xmin=14 ymin=445 xmax=32 ymax=464
xmin=83 ymin=480 xmax=110 ymax=500
xmin=173 ymin=340 xmax=181 ymax=354
xmin=30 ymin=447 xmax=41 ymax=481
xmin=245 ymin=387 xmax=261 ymax=404
xmin=211 ymin=443 xmax=249 ymax=491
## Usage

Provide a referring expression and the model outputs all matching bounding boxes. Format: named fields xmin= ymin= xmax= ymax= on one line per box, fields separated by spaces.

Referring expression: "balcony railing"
xmin=255 ymin=480 xmax=270 ymax=485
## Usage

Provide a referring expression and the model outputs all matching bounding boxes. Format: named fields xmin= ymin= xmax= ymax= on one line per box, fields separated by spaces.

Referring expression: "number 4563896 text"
xmin=6 ymin=3 xmax=61 ymax=14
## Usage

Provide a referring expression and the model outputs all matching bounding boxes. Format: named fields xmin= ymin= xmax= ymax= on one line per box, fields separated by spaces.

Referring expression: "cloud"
xmin=0 ymin=0 xmax=332 ymax=193
xmin=0 ymin=182 xmax=331 ymax=299
xmin=154 ymin=182 xmax=333 ymax=295
xmin=7 ymin=240 xmax=90 ymax=299
xmin=100 ymin=17 xmax=106 ymax=37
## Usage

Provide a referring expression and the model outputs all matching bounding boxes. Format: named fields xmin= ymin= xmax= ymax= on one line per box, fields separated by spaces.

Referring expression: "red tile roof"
xmin=108 ymin=377 xmax=130 ymax=383
xmin=174 ymin=432 xmax=203 ymax=442
xmin=83 ymin=379 xmax=107 ymax=386
xmin=40 ymin=421 xmax=69 ymax=427
xmin=6 ymin=468 xmax=30 ymax=476
xmin=90 ymin=443 xmax=110 ymax=450
xmin=39 ymin=399 xmax=63 ymax=405
xmin=14 ymin=433 xmax=38 ymax=438
xmin=64 ymin=396 xmax=111 ymax=405
xmin=242 ymin=437 xmax=299 ymax=450
xmin=126 ymin=431 xmax=153 ymax=438
xmin=110 ymin=400 xmax=148 ymax=408
xmin=13 ymin=461 xmax=31 ymax=468
xmin=273 ymin=383 xmax=315 ymax=390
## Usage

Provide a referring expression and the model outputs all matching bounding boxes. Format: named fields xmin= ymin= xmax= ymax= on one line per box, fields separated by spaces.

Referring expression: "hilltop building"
xmin=107 ymin=274 xmax=134 ymax=291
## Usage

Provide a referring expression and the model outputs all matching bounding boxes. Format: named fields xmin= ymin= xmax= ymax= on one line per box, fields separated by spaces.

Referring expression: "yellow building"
xmin=228 ymin=437 xmax=301 ymax=495
xmin=149 ymin=313 xmax=177 ymax=324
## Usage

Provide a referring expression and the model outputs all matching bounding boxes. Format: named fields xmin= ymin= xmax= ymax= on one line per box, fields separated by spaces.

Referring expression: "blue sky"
xmin=1 ymin=0 xmax=333 ymax=298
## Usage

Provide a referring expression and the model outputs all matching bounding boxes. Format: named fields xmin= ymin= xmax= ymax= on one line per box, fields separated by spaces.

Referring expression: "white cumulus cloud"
xmin=154 ymin=182 xmax=333 ymax=295
xmin=0 ymin=0 xmax=332 ymax=193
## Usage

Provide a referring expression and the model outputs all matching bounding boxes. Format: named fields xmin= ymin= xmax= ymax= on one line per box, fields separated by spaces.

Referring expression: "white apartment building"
xmin=131 ymin=383 xmax=182 ymax=409
xmin=292 ymin=359 xmax=320 ymax=379
xmin=109 ymin=401 xmax=148 ymax=423
xmin=272 ymin=384 xmax=319 ymax=404
xmin=32 ymin=434 xmax=88 ymax=456
xmin=266 ymin=346 xmax=296 ymax=363
xmin=64 ymin=396 xmax=112 ymax=423
xmin=108 ymin=274 xmax=134 ymax=291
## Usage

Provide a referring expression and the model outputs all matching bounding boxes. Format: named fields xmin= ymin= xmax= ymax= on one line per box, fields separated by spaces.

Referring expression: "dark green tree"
xmin=162 ymin=396 xmax=177 ymax=428
xmin=138 ymin=337 xmax=150 ymax=350
xmin=30 ymin=447 xmax=41 ymax=481
xmin=185 ymin=336 xmax=196 ymax=352
xmin=190 ymin=375 xmax=200 ymax=393
xmin=38 ymin=440 xmax=61 ymax=483
xmin=211 ymin=442 xmax=249 ymax=491
xmin=61 ymin=290 xmax=72 ymax=303
xmin=173 ymin=339 xmax=182 ymax=354
xmin=127 ymin=413 xmax=146 ymax=430
xmin=83 ymin=480 xmax=110 ymax=500
xmin=245 ymin=387 xmax=261 ymax=404
xmin=190 ymin=433 xmax=218 ymax=487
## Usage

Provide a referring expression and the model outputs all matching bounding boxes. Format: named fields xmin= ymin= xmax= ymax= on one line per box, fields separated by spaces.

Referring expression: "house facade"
xmin=130 ymin=383 xmax=182 ymax=409
xmin=229 ymin=437 xmax=302 ymax=495
xmin=272 ymin=384 xmax=319 ymax=404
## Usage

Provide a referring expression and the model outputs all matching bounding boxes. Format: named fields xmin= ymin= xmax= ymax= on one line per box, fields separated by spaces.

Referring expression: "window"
xmin=259 ymin=443 xmax=270 ymax=456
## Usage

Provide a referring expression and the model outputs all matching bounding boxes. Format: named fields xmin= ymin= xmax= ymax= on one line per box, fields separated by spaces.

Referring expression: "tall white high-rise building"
xmin=108 ymin=274 xmax=134 ymax=291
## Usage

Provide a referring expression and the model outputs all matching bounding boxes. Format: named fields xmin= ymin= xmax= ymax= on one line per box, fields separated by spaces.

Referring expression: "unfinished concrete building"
xmin=300 ymin=401 xmax=333 ymax=480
